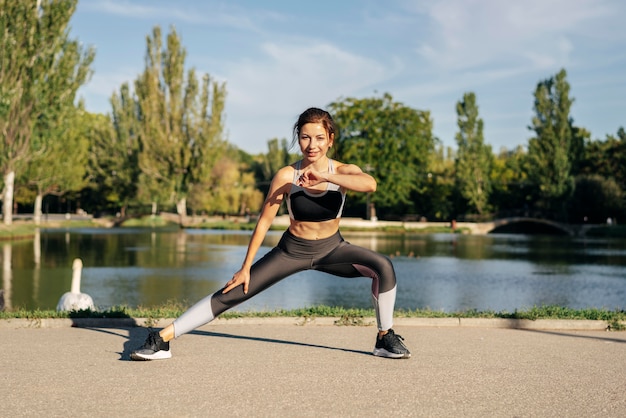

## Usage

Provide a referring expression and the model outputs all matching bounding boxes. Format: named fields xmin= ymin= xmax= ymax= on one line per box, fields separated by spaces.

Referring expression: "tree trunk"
xmin=365 ymin=193 xmax=377 ymax=221
xmin=34 ymin=193 xmax=43 ymax=225
xmin=2 ymin=171 xmax=15 ymax=226
xmin=369 ymin=202 xmax=377 ymax=222
xmin=151 ymin=201 xmax=158 ymax=218
xmin=176 ymin=197 xmax=187 ymax=225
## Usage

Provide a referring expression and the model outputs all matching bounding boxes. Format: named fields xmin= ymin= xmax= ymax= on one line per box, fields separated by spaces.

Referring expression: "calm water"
xmin=2 ymin=228 xmax=626 ymax=312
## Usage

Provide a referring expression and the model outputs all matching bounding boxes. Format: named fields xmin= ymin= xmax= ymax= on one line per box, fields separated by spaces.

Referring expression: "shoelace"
xmin=144 ymin=331 xmax=158 ymax=348
xmin=385 ymin=331 xmax=407 ymax=348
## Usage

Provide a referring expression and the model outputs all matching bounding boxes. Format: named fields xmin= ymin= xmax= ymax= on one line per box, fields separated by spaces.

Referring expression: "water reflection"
xmin=3 ymin=243 xmax=12 ymax=310
xmin=1 ymin=229 xmax=625 ymax=312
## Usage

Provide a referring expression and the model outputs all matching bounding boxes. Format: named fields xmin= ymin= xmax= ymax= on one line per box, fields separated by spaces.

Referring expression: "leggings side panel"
xmin=374 ymin=285 xmax=396 ymax=331
xmin=173 ymin=292 xmax=215 ymax=338
xmin=314 ymin=242 xmax=397 ymax=292
xmin=314 ymin=242 xmax=397 ymax=330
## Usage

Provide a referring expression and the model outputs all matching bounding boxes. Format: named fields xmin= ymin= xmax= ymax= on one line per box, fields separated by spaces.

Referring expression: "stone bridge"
xmin=456 ymin=217 xmax=590 ymax=236
xmin=335 ymin=216 xmax=594 ymax=236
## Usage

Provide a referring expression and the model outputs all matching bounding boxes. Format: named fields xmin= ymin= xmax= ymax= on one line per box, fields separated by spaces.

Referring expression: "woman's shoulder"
xmin=273 ymin=164 xmax=297 ymax=181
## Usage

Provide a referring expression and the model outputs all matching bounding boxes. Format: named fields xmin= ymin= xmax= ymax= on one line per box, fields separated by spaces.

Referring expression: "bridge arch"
xmin=480 ymin=217 xmax=574 ymax=236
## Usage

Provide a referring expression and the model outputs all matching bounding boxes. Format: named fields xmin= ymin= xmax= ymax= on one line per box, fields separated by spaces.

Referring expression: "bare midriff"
xmin=288 ymin=218 xmax=341 ymax=240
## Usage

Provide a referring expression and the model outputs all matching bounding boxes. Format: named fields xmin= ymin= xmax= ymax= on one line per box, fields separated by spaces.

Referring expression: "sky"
xmin=69 ymin=0 xmax=626 ymax=155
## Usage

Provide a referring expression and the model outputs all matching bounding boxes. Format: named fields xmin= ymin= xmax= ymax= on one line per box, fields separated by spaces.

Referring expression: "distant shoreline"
xmin=1 ymin=214 xmax=624 ymax=240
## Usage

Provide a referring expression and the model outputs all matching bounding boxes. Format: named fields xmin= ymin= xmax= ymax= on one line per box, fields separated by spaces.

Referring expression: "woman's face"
xmin=298 ymin=122 xmax=333 ymax=162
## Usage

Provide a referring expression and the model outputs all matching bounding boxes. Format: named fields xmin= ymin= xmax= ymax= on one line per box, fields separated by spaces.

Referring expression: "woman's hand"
xmin=297 ymin=168 xmax=326 ymax=187
xmin=222 ymin=268 xmax=250 ymax=294
xmin=299 ymin=163 xmax=376 ymax=193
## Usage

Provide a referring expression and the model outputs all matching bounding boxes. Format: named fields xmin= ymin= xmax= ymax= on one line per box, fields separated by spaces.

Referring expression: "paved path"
xmin=1 ymin=320 xmax=625 ymax=417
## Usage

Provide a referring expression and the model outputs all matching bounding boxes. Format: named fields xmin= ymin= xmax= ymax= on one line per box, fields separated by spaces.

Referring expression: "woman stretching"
xmin=131 ymin=107 xmax=411 ymax=360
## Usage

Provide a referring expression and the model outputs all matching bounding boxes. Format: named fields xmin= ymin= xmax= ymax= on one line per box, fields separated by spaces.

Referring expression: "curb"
xmin=0 ymin=317 xmax=617 ymax=331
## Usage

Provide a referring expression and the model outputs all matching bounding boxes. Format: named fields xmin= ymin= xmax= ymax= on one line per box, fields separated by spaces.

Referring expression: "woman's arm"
xmin=222 ymin=166 xmax=292 ymax=294
xmin=298 ymin=162 xmax=376 ymax=193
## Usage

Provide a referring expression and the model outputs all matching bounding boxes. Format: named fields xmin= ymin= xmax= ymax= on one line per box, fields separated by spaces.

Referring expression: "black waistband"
xmin=278 ymin=229 xmax=343 ymax=257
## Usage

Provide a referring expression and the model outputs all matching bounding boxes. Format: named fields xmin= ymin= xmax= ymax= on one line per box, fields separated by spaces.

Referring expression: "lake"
xmin=2 ymin=228 xmax=625 ymax=313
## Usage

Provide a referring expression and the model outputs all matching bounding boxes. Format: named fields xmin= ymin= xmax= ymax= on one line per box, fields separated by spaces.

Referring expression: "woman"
xmin=131 ymin=107 xmax=411 ymax=360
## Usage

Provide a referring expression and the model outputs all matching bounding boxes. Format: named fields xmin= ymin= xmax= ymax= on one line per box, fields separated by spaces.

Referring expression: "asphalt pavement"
xmin=1 ymin=318 xmax=625 ymax=417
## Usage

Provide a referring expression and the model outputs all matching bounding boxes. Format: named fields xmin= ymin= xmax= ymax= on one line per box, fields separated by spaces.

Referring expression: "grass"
xmin=2 ymin=215 xmax=625 ymax=237
xmin=1 ymin=304 xmax=624 ymax=330
xmin=0 ymin=223 xmax=38 ymax=240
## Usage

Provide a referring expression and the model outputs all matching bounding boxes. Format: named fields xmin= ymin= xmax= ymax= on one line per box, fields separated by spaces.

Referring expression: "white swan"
xmin=56 ymin=258 xmax=95 ymax=311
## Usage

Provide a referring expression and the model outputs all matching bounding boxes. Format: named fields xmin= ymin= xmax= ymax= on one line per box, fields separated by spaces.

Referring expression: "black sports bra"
xmin=286 ymin=160 xmax=346 ymax=222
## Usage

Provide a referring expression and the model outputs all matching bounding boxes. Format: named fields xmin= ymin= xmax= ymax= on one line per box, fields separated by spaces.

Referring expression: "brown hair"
xmin=291 ymin=107 xmax=337 ymax=149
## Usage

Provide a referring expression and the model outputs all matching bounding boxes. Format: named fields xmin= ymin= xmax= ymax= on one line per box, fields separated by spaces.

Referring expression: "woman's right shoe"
xmin=130 ymin=330 xmax=172 ymax=361
xmin=373 ymin=329 xmax=411 ymax=359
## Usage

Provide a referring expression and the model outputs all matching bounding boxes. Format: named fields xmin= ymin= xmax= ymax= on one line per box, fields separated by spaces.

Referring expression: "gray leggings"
xmin=173 ymin=230 xmax=398 ymax=337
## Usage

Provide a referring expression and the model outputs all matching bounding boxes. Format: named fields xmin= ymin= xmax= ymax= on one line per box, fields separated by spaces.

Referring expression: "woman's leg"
xmin=313 ymin=239 xmax=410 ymax=358
xmin=131 ymin=234 xmax=310 ymax=360
xmin=172 ymin=245 xmax=309 ymax=338
xmin=313 ymin=240 xmax=397 ymax=331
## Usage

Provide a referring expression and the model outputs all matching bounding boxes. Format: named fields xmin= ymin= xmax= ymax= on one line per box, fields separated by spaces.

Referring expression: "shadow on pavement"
xmin=75 ymin=326 xmax=372 ymax=361
xmin=520 ymin=328 xmax=626 ymax=344
xmin=189 ymin=329 xmax=372 ymax=357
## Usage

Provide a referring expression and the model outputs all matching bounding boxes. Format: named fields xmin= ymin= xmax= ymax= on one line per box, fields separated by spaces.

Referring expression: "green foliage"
xmin=490 ymin=146 xmax=531 ymax=216
xmin=190 ymin=152 xmax=263 ymax=215
xmin=412 ymin=145 xmax=456 ymax=221
xmin=579 ymin=127 xmax=626 ymax=193
xmin=0 ymin=224 xmax=37 ymax=240
xmin=455 ymin=92 xmax=492 ymax=215
xmin=133 ymin=26 xmax=228 ymax=218
xmin=568 ymin=174 xmax=623 ymax=223
xmin=527 ymin=69 xmax=576 ymax=219
xmin=98 ymin=83 xmax=142 ymax=215
xmin=0 ymin=0 xmax=93 ymax=224
xmin=329 ymin=93 xmax=436 ymax=217
xmin=23 ymin=105 xmax=93 ymax=222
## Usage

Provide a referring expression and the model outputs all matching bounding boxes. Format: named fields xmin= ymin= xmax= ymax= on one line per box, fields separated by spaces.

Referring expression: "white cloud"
xmin=411 ymin=0 xmax=615 ymax=73
xmin=85 ymin=0 xmax=276 ymax=31
xmin=221 ymin=39 xmax=391 ymax=151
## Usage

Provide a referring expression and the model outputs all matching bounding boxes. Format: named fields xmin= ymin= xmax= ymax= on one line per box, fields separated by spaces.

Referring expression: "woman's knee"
xmin=377 ymin=255 xmax=397 ymax=292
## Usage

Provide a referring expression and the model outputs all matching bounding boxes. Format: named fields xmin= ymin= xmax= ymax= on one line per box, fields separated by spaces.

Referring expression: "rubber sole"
xmin=372 ymin=348 xmax=411 ymax=359
xmin=130 ymin=350 xmax=172 ymax=361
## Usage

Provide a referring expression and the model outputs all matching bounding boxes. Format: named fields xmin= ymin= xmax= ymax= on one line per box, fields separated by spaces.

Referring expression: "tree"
xmin=0 ymin=0 xmax=93 ymax=224
xmin=329 ymin=93 xmax=435 ymax=219
xmin=490 ymin=146 xmax=531 ymax=217
xmin=133 ymin=26 xmax=227 ymax=222
xmin=416 ymin=144 xmax=455 ymax=221
xmin=259 ymin=138 xmax=293 ymax=182
xmin=251 ymin=138 xmax=296 ymax=199
xmin=88 ymin=84 xmax=141 ymax=216
xmin=190 ymin=153 xmax=263 ymax=216
xmin=568 ymin=174 xmax=623 ymax=223
xmin=24 ymin=105 xmax=91 ymax=224
xmin=454 ymin=92 xmax=492 ymax=216
xmin=23 ymin=31 xmax=94 ymax=224
xmin=580 ymin=127 xmax=626 ymax=194
xmin=527 ymin=69 xmax=576 ymax=220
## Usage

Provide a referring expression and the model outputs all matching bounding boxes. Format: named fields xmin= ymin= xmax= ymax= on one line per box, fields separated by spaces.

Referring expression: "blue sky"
xmin=70 ymin=0 xmax=626 ymax=155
